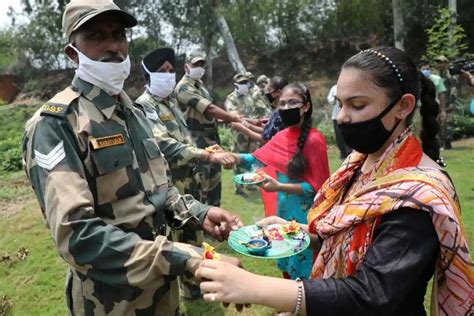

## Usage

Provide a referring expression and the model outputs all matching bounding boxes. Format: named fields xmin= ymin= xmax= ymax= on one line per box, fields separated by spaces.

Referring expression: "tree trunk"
xmin=216 ymin=14 xmax=246 ymax=74
xmin=448 ymin=0 xmax=457 ymax=43
xmin=204 ymin=42 xmax=214 ymax=91
xmin=392 ymin=0 xmax=405 ymax=51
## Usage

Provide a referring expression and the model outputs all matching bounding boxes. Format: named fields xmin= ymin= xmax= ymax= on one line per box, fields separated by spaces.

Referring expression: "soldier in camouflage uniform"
xmin=22 ymin=2 xmax=242 ymax=315
xmin=135 ymin=47 xmax=235 ymax=300
xmin=175 ymin=53 xmax=241 ymax=207
xmin=434 ymin=55 xmax=457 ymax=150
xmin=225 ymin=74 xmax=262 ymax=195
xmin=253 ymin=74 xmax=272 ymax=114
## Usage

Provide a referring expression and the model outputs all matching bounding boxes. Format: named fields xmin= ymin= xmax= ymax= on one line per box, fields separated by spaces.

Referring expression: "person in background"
xmin=327 ymin=84 xmax=351 ymax=159
xmin=196 ymin=47 xmax=471 ymax=316
xmin=225 ymin=73 xmax=261 ymax=196
xmin=135 ymin=47 xmax=236 ymax=300
xmin=433 ymin=55 xmax=457 ymax=150
xmin=251 ymin=73 xmax=273 ymax=118
xmin=175 ymin=52 xmax=242 ymax=207
xmin=420 ymin=62 xmax=448 ymax=166
xmin=256 ymin=74 xmax=270 ymax=91
xmin=230 ymin=76 xmax=288 ymax=144
xmin=246 ymin=71 xmax=258 ymax=94
xmin=461 ymin=69 xmax=474 ymax=87
xmin=227 ymin=82 xmax=330 ymax=280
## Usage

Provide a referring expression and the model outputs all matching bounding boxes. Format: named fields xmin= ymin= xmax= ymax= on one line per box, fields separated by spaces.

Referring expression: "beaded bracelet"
xmin=293 ymin=277 xmax=303 ymax=315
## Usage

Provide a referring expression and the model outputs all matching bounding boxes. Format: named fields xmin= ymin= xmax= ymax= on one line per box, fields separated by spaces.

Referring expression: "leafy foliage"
xmin=423 ymin=7 xmax=471 ymax=62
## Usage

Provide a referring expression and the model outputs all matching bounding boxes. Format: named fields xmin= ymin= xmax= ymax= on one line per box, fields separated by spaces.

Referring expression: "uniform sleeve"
xmin=22 ymin=116 xmax=206 ymax=290
xmin=303 ymin=208 xmax=439 ymax=315
xmin=176 ymin=82 xmax=212 ymax=114
xmin=152 ymin=121 xmax=204 ymax=166
xmin=225 ymin=96 xmax=238 ymax=113
xmin=253 ymin=98 xmax=271 ymax=118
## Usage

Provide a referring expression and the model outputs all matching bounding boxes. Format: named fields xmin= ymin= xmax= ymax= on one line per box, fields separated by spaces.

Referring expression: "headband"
xmin=362 ymin=49 xmax=404 ymax=83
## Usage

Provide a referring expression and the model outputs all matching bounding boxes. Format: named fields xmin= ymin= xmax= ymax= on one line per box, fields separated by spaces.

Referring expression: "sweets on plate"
xmin=241 ymin=171 xmax=266 ymax=183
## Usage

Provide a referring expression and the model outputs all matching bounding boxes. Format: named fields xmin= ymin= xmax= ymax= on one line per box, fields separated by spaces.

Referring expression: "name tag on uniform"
xmin=90 ymin=134 xmax=125 ymax=150
xmin=145 ymin=110 xmax=159 ymax=121
xmin=160 ymin=115 xmax=174 ymax=122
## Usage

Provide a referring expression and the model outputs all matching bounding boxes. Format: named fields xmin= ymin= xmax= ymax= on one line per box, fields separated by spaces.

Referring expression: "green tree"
xmin=423 ymin=7 xmax=470 ymax=62
xmin=0 ymin=29 xmax=18 ymax=73
xmin=14 ymin=1 xmax=65 ymax=70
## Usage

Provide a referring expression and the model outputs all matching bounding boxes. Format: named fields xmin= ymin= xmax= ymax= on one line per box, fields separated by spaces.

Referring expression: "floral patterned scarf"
xmin=308 ymin=129 xmax=473 ymax=315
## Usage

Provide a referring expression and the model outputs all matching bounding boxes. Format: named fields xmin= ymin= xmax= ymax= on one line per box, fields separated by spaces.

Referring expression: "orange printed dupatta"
xmin=308 ymin=129 xmax=473 ymax=315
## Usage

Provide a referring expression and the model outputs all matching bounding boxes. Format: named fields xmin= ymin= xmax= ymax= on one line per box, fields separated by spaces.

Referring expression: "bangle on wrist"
xmin=293 ymin=278 xmax=303 ymax=315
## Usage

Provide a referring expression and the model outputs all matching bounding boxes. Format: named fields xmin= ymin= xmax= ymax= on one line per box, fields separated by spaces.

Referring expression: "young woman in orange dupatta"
xmin=196 ymin=47 xmax=473 ymax=315
xmin=229 ymin=82 xmax=330 ymax=280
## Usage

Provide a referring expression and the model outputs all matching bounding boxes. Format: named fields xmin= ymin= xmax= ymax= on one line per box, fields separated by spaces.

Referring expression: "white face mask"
xmin=188 ymin=66 xmax=205 ymax=80
xmin=69 ymin=45 xmax=130 ymax=95
xmin=142 ymin=61 xmax=176 ymax=98
xmin=236 ymin=83 xmax=249 ymax=95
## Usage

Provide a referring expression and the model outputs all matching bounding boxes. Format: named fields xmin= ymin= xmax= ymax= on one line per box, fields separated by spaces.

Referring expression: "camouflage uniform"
xmin=175 ymin=74 xmax=221 ymax=207
xmin=22 ymin=77 xmax=209 ymax=316
xmin=252 ymin=88 xmax=272 ymax=117
xmin=135 ymin=90 xmax=204 ymax=300
xmin=225 ymin=90 xmax=261 ymax=192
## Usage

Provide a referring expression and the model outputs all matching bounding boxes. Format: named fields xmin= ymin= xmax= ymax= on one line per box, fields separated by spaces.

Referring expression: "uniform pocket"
xmin=90 ymin=140 xmax=134 ymax=205
xmin=90 ymin=141 xmax=133 ymax=175
xmin=142 ymin=138 xmax=168 ymax=187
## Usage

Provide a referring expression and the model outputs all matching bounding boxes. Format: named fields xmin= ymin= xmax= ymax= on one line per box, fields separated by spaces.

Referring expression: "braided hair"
xmin=342 ymin=46 xmax=440 ymax=161
xmin=284 ymin=82 xmax=314 ymax=178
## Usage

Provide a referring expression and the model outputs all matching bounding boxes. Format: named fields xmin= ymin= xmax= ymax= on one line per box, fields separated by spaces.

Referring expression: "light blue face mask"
xmin=421 ymin=69 xmax=431 ymax=78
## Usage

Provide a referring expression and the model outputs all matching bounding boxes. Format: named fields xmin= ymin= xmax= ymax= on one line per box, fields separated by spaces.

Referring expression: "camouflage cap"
xmin=62 ymin=0 xmax=137 ymax=39
xmin=186 ymin=52 xmax=206 ymax=65
xmin=434 ymin=55 xmax=449 ymax=63
xmin=245 ymin=71 xmax=255 ymax=80
xmin=256 ymin=75 xmax=269 ymax=85
xmin=233 ymin=73 xmax=249 ymax=84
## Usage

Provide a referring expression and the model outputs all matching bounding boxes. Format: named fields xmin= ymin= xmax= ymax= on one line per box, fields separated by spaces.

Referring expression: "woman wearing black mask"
xmin=196 ymin=47 xmax=471 ymax=316
xmin=226 ymin=82 xmax=330 ymax=281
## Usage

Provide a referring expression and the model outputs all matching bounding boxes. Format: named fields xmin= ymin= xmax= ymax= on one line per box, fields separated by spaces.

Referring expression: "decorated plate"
xmin=233 ymin=172 xmax=266 ymax=185
xmin=228 ymin=223 xmax=310 ymax=259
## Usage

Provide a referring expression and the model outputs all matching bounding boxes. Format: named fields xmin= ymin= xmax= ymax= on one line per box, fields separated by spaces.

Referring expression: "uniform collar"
xmin=72 ymin=76 xmax=133 ymax=119
xmin=183 ymin=74 xmax=203 ymax=87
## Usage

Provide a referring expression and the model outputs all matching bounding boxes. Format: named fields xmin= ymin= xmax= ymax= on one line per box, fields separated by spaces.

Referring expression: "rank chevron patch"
xmin=34 ymin=140 xmax=66 ymax=171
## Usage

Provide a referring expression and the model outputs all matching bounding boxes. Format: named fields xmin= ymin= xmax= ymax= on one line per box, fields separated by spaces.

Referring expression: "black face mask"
xmin=279 ymin=107 xmax=302 ymax=126
xmin=337 ymin=99 xmax=401 ymax=154
xmin=265 ymin=92 xmax=275 ymax=103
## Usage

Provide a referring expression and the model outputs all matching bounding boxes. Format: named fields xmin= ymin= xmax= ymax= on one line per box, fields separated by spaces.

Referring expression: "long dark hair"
xmin=342 ymin=46 xmax=440 ymax=161
xmin=283 ymin=82 xmax=313 ymax=178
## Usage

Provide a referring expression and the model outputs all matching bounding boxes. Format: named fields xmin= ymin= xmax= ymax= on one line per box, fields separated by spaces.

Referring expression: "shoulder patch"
xmin=34 ymin=140 xmax=66 ymax=170
xmin=40 ymin=86 xmax=80 ymax=118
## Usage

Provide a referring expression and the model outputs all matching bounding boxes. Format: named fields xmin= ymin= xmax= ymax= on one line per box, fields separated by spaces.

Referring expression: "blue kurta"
xmin=240 ymin=154 xmax=315 ymax=279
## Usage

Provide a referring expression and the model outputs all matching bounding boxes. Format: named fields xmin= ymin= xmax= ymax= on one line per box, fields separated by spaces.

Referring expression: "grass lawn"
xmin=0 ymin=137 xmax=472 ymax=315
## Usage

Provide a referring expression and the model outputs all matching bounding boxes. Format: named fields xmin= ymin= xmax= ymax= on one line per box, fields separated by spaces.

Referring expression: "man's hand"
xmin=205 ymin=144 xmax=224 ymax=153
xmin=202 ymin=207 xmax=244 ymax=241
xmin=208 ymin=152 xmax=236 ymax=166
